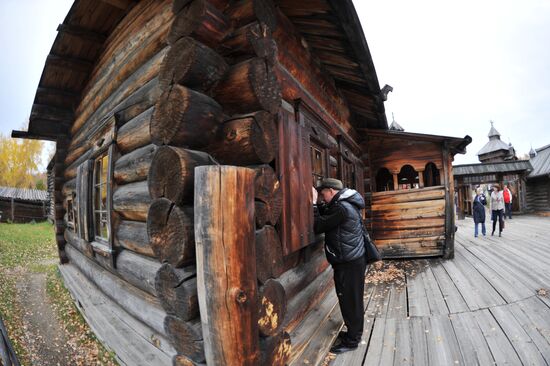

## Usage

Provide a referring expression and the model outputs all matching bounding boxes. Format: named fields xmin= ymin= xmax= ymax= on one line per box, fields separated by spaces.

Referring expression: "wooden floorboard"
xmin=326 ymin=215 xmax=550 ymax=366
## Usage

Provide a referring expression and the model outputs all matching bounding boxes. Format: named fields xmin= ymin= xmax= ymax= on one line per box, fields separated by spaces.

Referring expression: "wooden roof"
xmin=12 ymin=0 xmax=136 ymax=141
xmin=528 ymin=143 xmax=550 ymax=179
xmin=453 ymin=160 xmax=532 ymax=176
xmin=14 ymin=0 xmax=387 ymax=141
xmin=277 ymin=0 xmax=387 ymax=129
xmin=0 ymin=187 xmax=49 ymax=202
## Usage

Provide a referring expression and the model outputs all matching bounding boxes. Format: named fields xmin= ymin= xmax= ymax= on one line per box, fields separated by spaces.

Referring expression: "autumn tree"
xmin=0 ymin=133 xmax=44 ymax=188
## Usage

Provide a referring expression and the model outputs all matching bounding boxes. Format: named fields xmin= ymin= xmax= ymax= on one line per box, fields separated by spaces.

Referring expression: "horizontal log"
xmin=213 ymin=58 xmax=281 ymax=114
xmin=283 ymin=266 xmax=333 ymax=332
xmin=204 ymin=111 xmax=277 ymax=165
xmin=258 ymin=279 xmax=286 ymax=337
xmin=114 ymin=220 xmax=155 ymax=257
xmin=64 ymin=228 xmax=93 ymax=257
xmin=117 ymin=107 xmax=154 ymax=154
xmin=155 ymin=263 xmax=198 ymax=321
xmin=113 ymin=181 xmax=152 ymax=221
xmin=371 ymin=217 xmax=445 ymax=230
xmin=62 ymin=178 xmax=76 ymax=197
xmin=150 ymin=85 xmax=224 ymax=148
xmin=221 ymin=22 xmax=276 ymax=64
xmin=164 ymin=316 xmax=205 ymax=363
xmin=226 ymin=0 xmax=277 ymax=30
xmin=277 ymin=245 xmax=328 ymax=300
xmin=173 ymin=354 xmax=206 ymax=366
xmin=114 ymin=77 xmax=162 ymax=126
xmin=259 ymin=331 xmax=291 ymax=366
xmin=148 ymin=146 xmax=216 ymax=205
xmin=373 ymin=227 xmax=445 ymax=240
xmin=255 ymin=225 xmax=284 ymax=284
xmin=371 ymin=186 xmax=445 ymax=204
xmin=147 ymin=198 xmax=195 ymax=267
xmin=64 ymin=244 xmax=168 ymax=336
xmin=168 ymin=0 xmax=231 ymax=48
xmin=116 ymin=249 xmax=161 ymax=296
xmin=371 ymin=198 xmax=446 ymax=211
xmin=114 ymin=144 xmax=157 ymax=184
xmin=159 ymin=36 xmax=228 ymax=93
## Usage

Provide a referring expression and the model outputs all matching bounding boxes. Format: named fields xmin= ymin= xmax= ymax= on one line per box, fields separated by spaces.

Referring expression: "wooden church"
xmin=13 ymin=0 xmax=469 ymax=364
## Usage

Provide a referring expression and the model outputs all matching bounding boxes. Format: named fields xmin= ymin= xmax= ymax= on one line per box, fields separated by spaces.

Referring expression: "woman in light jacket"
xmin=490 ymin=184 xmax=505 ymax=237
xmin=473 ymin=187 xmax=487 ymax=237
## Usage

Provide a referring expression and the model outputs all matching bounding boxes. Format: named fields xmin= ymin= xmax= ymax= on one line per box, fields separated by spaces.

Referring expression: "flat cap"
xmin=316 ymin=178 xmax=343 ymax=191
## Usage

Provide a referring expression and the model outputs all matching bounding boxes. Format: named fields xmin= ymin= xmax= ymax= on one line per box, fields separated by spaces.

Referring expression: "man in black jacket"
xmin=313 ymin=178 xmax=367 ymax=353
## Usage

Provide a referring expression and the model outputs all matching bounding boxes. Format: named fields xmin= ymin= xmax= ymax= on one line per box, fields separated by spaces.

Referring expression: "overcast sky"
xmin=1 ymin=0 xmax=549 ymax=170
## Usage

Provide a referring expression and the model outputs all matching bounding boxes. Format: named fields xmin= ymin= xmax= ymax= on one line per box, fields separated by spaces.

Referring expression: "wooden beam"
xmin=195 ymin=166 xmax=259 ymax=365
xmin=46 ymin=54 xmax=94 ymax=74
xmin=56 ymin=24 xmax=107 ymax=44
xmin=30 ymin=104 xmax=73 ymax=123
xmin=99 ymin=0 xmax=136 ymax=10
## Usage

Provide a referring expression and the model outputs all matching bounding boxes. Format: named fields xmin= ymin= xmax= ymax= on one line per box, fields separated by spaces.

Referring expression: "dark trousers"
xmin=492 ymin=209 xmax=504 ymax=233
xmin=333 ymin=256 xmax=367 ymax=346
xmin=505 ymin=203 xmax=512 ymax=219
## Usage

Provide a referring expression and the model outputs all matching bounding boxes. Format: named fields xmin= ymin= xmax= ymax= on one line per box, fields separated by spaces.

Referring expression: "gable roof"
xmin=13 ymin=0 xmax=387 ymax=141
xmin=0 ymin=187 xmax=49 ymax=202
xmin=453 ymin=160 xmax=532 ymax=176
xmin=528 ymin=143 xmax=550 ymax=179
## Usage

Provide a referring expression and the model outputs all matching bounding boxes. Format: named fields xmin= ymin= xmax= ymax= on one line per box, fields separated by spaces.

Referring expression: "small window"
xmin=398 ymin=165 xmax=419 ymax=189
xmin=310 ymin=142 xmax=327 ymax=187
xmin=67 ymin=198 xmax=75 ymax=229
xmin=376 ymin=167 xmax=394 ymax=192
xmin=423 ymin=162 xmax=440 ymax=187
xmin=93 ymin=153 xmax=110 ymax=241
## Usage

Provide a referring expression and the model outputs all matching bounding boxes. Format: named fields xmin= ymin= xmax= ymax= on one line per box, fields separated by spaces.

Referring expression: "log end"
xmin=258 ymin=279 xmax=286 ymax=337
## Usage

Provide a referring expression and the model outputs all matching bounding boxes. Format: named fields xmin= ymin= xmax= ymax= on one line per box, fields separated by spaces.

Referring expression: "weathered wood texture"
xmin=117 ymin=107 xmax=154 ymax=154
xmin=258 ymin=279 xmax=286 ymax=337
xmin=150 ymin=85 xmax=224 ymax=148
xmin=260 ymin=331 xmax=292 ymax=366
xmin=159 ymin=36 xmax=228 ymax=93
xmin=204 ymin=111 xmax=278 ymax=166
xmin=165 ymin=316 xmax=205 ymax=363
xmin=221 ymin=22 xmax=277 ymax=64
xmin=526 ymin=177 xmax=550 ymax=212
xmin=213 ymin=58 xmax=281 ymax=115
xmin=255 ymin=225 xmax=284 ymax=284
xmin=194 ymin=166 xmax=259 ymax=365
xmin=155 ymin=263 xmax=198 ymax=321
xmin=113 ymin=181 xmax=152 ymax=221
xmin=148 ymin=146 xmax=216 ymax=205
xmin=114 ymin=144 xmax=157 ymax=184
xmin=147 ymin=198 xmax=195 ymax=267
xmin=114 ymin=220 xmax=155 ymax=257
xmin=251 ymin=164 xmax=282 ymax=227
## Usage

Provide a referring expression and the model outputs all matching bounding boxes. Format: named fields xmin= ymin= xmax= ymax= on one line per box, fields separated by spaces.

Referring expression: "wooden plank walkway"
xmin=298 ymin=215 xmax=550 ymax=366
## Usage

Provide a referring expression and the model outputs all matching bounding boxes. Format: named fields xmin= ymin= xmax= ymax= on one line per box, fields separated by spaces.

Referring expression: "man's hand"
xmin=312 ymin=186 xmax=318 ymax=203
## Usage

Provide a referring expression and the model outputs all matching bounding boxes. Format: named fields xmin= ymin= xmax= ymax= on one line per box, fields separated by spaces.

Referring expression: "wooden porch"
xmin=297 ymin=215 xmax=550 ymax=366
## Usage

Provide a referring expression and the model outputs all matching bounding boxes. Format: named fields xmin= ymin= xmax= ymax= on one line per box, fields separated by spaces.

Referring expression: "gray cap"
xmin=316 ymin=178 xmax=343 ymax=191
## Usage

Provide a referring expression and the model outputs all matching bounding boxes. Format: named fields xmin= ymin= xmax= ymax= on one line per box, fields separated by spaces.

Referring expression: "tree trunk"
xmin=150 ymin=85 xmax=224 ymax=148
xmin=164 ymin=316 xmax=205 ymax=363
xmin=114 ymin=220 xmax=155 ymax=258
xmin=155 ymin=263 xmax=198 ymax=321
xmin=226 ymin=0 xmax=277 ymax=30
xmin=148 ymin=146 xmax=216 ymax=205
xmin=117 ymin=107 xmax=154 ymax=154
xmin=159 ymin=36 xmax=228 ymax=93
xmin=258 ymin=279 xmax=286 ymax=337
xmin=204 ymin=111 xmax=277 ymax=165
xmin=168 ymin=0 xmax=231 ymax=48
xmin=114 ymin=144 xmax=157 ymax=184
xmin=259 ymin=331 xmax=292 ymax=366
xmin=255 ymin=225 xmax=284 ymax=284
xmin=113 ymin=181 xmax=152 ymax=221
xmin=194 ymin=165 xmax=259 ymax=365
xmin=221 ymin=22 xmax=276 ymax=65
xmin=213 ymin=58 xmax=281 ymax=114
xmin=147 ymin=198 xmax=195 ymax=267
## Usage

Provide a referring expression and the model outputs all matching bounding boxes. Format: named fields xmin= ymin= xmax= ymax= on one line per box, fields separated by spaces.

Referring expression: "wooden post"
xmin=194 ymin=166 xmax=259 ymax=365
xmin=392 ymin=173 xmax=399 ymax=191
xmin=418 ymin=169 xmax=425 ymax=188
xmin=11 ymin=198 xmax=14 ymax=222
xmin=441 ymin=145 xmax=454 ymax=259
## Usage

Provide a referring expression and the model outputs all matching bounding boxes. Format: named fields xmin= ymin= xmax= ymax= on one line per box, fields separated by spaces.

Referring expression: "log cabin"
xmin=0 ymin=187 xmax=49 ymax=223
xmin=526 ymin=144 xmax=550 ymax=213
xmin=12 ymin=0 xmax=468 ymax=364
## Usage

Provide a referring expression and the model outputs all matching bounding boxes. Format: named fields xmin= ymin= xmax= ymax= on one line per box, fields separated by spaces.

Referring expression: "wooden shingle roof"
xmin=0 ymin=187 xmax=49 ymax=202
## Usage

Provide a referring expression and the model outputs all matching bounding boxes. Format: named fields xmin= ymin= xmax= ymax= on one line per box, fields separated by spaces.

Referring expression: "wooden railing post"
xmin=194 ymin=165 xmax=259 ymax=365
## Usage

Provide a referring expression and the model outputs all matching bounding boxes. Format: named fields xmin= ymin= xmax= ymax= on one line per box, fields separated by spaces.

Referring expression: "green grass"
xmin=0 ymin=221 xmax=118 ymax=365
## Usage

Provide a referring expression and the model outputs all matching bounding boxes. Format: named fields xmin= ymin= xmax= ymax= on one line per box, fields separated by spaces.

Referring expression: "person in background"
xmin=503 ymin=183 xmax=513 ymax=219
xmin=490 ymin=184 xmax=505 ymax=237
xmin=312 ymin=178 xmax=366 ymax=354
xmin=473 ymin=187 xmax=487 ymax=237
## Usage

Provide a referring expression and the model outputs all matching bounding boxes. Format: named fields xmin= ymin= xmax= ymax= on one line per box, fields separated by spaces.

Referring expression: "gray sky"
xmin=1 ymin=0 xmax=549 ymax=170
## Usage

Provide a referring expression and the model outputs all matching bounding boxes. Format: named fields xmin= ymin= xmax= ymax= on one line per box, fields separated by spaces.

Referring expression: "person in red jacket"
xmin=503 ymin=183 xmax=513 ymax=219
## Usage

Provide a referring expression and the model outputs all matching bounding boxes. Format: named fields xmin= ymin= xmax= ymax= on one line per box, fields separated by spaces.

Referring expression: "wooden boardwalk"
xmin=312 ymin=215 xmax=550 ymax=366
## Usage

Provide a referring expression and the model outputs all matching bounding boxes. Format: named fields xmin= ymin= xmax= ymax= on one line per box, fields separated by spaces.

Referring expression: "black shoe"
xmin=491 ymin=231 xmax=495 ymax=236
xmin=330 ymin=343 xmax=358 ymax=354
xmin=337 ymin=331 xmax=348 ymax=340
xmin=499 ymin=232 xmax=502 ymax=237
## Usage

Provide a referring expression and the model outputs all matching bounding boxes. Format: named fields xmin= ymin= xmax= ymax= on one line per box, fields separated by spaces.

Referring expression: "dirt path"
xmin=16 ymin=269 xmax=73 ymax=366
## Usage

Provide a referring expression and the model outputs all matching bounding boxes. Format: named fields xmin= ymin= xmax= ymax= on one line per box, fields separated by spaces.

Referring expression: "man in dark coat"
xmin=312 ymin=178 xmax=367 ymax=353
xmin=473 ymin=187 xmax=487 ymax=237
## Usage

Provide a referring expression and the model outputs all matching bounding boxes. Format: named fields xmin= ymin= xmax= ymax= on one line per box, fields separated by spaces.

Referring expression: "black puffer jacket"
xmin=314 ymin=188 xmax=366 ymax=265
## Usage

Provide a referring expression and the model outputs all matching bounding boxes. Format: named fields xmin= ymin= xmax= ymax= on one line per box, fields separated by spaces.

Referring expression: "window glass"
xmin=93 ymin=152 xmax=109 ymax=241
xmin=310 ymin=143 xmax=327 ymax=187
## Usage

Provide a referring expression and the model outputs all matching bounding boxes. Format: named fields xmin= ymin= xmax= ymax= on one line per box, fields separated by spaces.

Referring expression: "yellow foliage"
xmin=0 ymin=133 xmax=44 ymax=188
